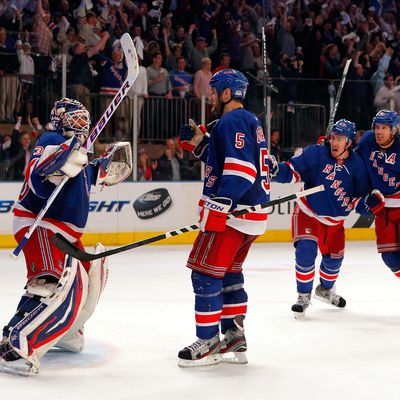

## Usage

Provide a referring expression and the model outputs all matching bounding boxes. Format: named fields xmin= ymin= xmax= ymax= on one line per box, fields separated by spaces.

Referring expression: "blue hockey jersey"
xmin=196 ymin=107 xmax=270 ymax=235
xmin=272 ymin=144 xmax=370 ymax=225
xmin=356 ymin=130 xmax=400 ymax=207
xmin=13 ymin=131 xmax=98 ymax=242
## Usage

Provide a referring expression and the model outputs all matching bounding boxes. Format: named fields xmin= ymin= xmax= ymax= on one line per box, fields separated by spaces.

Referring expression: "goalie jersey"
xmin=195 ymin=108 xmax=270 ymax=235
xmin=356 ymin=130 xmax=400 ymax=207
xmin=13 ymin=131 xmax=98 ymax=242
xmin=272 ymin=143 xmax=370 ymax=225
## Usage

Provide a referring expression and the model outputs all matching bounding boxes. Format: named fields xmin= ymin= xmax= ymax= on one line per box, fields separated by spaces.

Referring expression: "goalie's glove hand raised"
xmin=200 ymin=197 xmax=232 ymax=233
xmin=178 ymin=119 xmax=207 ymax=152
xmin=365 ymin=189 xmax=385 ymax=214
xmin=268 ymin=155 xmax=279 ymax=178
xmin=95 ymin=142 xmax=133 ymax=186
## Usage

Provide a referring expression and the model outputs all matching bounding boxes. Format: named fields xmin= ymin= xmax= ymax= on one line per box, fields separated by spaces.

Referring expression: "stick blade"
xmin=52 ymin=233 xmax=96 ymax=262
xmin=120 ymin=33 xmax=139 ymax=84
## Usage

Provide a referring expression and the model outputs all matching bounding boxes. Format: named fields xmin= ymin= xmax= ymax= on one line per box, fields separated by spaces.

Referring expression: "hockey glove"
xmin=36 ymin=136 xmax=88 ymax=185
xmin=178 ymin=119 xmax=207 ymax=152
xmin=200 ymin=197 xmax=232 ymax=233
xmin=95 ymin=142 xmax=133 ymax=186
xmin=268 ymin=155 xmax=279 ymax=178
xmin=365 ymin=189 xmax=385 ymax=214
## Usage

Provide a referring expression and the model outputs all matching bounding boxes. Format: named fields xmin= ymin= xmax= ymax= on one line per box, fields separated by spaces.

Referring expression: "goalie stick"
xmin=12 ymin=33 xmax=139 ymax=258
xmin=52 ymin=185 xmax=325 ymax=261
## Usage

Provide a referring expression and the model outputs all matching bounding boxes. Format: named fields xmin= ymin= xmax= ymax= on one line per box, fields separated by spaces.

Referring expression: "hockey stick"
xmin=12 ymin=33 xmax=139 ymax=258
xmin=52 ymin=185 xmax=325 ymax=261
xmin=325 ymin=58 xmax=352 ymax=137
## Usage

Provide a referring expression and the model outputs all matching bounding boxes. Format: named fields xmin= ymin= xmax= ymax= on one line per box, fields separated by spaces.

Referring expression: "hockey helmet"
xmin=209 ymin=69 xmax=249 ymax=99
xmin=51 ymin=98 xmax=91 ymax=144
xmin=330 ymin=119 xmax=356 ymax=142
xmin=372 ymin=110 xmax=400 ymax=134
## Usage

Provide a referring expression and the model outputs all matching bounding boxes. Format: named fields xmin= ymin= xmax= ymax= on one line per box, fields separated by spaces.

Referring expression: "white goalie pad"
xmin=96 ymin=142 xmax=132 ymax=186
xmin=0 ymin=257 xmax=89 ymax=375
xmin=56 ymin=243 xmax=109 ymax=353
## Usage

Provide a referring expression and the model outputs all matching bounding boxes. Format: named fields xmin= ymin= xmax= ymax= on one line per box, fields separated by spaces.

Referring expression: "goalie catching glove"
xmin=35 ymin=136 xmax=88 ymax=185
xmin=178 ymin=119 xmax=208 ymax=152
xmin=200 ymin=197 xmax=232 ymax=233
xmin=95 ymin=142 xmax=132 ymax=186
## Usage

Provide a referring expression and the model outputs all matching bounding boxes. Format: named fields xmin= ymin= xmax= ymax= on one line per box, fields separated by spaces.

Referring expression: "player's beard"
xmin=211 ymin=101 xmax=223 ymax=117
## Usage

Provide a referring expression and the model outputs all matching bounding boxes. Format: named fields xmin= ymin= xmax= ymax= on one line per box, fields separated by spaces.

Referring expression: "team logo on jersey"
xmin=369 ymin=150 xmax=396 ymax=165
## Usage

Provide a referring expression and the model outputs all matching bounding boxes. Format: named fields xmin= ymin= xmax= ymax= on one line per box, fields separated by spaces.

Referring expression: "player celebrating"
xmin=0 ymin=98 xmax=132 ymax=376
xmin=355 ymin=110 xmax=400 ymax=281
xmin=177 ymin=69 xmax=270 ymax=367
xmin=270 ymin=120 xmax=370 ymax=318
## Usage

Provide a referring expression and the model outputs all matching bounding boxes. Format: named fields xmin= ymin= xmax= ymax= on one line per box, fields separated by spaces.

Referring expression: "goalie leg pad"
xmin=56 ymin=243 xmax=109 ymax=352
xmin=0 ymin=256 xmax=88 ymax=375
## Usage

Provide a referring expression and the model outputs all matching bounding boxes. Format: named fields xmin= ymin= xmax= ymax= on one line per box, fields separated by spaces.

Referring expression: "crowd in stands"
xmin=1 ymin=0 xmax=400 ymax=181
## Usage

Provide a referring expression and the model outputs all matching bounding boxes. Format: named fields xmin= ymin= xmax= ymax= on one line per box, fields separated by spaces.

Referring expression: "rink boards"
xmin=0 ymin=182 xmax=375 ymax=247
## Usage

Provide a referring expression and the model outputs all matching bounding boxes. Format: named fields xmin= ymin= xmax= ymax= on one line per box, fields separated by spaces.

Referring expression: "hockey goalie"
xmin=0 ymin=98 xmax=132 ymax=376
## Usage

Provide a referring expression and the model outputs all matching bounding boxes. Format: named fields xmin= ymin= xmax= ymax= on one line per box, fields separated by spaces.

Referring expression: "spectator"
xmin=137 ymin=147 xmax=152 ymax=181
xmin=69 ymin=32 xmax=110 ymax=112
xmin=170 ymin=57 xmax=193 ymax=98
xmin=132 ymin=2 xmax=151 ymax=40
xmin=193 ymin=57 xmax=212 ymax=100
xmin=374 ymin=73 xmax=400 ymax=111
xmin=270 ymin=129 xmax=282 ymax=162
xmin=129 ymin=58 xmax=148 ymax=137
xmin=15 ymin=38 xmax=34 ymax=118
xmin=0 ymin=26 xmax=18 ymax=122
xmin=213 ymin=53 xmax=231 ymax=74
xmin=153 ymin=138 xmax=190 ymax=181
xmin=34 ymin=0 xmax=52 ymax=56
xmin=184 ymin=24 xmax=217 ymax=72
xmin=9 ymin=116 xmax=33 ymax=180
xmin=147 ymin=52 xmax=172 ymax=98
xmin=371 ymin=47 xmax=393 ymax=96
xmin=77 ymin=9 xmax=106 ymax=48
xmin=278 ymin=5 xmax=295 ymax=58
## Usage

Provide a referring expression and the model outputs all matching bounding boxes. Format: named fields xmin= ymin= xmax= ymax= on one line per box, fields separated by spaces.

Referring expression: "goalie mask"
xmin=51 ymin=98 xmax=91 ymax=144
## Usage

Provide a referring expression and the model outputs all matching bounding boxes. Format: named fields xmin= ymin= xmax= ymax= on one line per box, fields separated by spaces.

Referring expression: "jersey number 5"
xmin=260 ymin=148 xmax=270 ymax=194
xmin=235 ymin=133 xmax=245 ymax=149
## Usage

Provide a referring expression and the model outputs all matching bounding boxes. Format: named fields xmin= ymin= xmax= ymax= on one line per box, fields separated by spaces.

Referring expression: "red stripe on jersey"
xmin=13 ymin=209 xmax=82 ymax=239
xmin=298 ymin=197 xmax=344 ymax=225
xmin=224 ymin=162 xmax=257 ymax=178
xmin=320 ymin=270 xmax=339 ymax=281
xmin=296 ymin=270 xmax=315 ymax=281
xmin=25 ymin=158 xmax=38 ymax=181
xmin=236 ymin=212 xmax=268 ymax=221
xmin=221 ymin=304 xmax=247 ymax=316
xmin=286 ymin=162 xmax=301 ymax=183
xmin=195 ymin=311 xmax=222 ymax=324
xmin=394 ymin=270 xmax=400 ymax=278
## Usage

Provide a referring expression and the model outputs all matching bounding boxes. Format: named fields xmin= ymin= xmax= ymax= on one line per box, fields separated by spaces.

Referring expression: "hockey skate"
xmin=314 ymin=284 xmax=346 ymax=308
xmin=291 ymin=293 xmax=311 ymax=319
xmin=219 ymin=315 xmax=248 ymax=364
xmin=178 ymin=334 xmax=222 ymax=368
xmin=0 ymin=339 xmax=39 ymax=376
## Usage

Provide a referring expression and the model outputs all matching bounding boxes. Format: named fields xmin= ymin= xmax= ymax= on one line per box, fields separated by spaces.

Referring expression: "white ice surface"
xmin=0 ymin=241 xmax=399 ymax=400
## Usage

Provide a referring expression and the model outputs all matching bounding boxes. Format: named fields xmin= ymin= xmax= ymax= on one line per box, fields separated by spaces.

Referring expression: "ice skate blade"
xmin=219 ymin=351 xmax=248 ymax=364
xmin=0 ymin=358 xmax=38 ymax=377
xmin=178 ymin=354 xmax=220 ymax=368
xmin=314 ymin=293 xmax=340 ymax=307
xmin=293 ymin=311 xmax=306 ymax=319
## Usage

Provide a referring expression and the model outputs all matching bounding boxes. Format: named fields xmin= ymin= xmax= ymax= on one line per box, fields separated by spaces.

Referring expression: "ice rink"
xmin=1 ymin=241 xmax=399 ymax=400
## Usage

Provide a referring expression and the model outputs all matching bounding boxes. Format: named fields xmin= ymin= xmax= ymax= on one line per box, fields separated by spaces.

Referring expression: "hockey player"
xmin=355 ymin=110 xmax=400 ymax=281
xmin=177 ymin=69 xmax=270 ymax=367
xmin=0 ymin=98 xmax=132 ymax=376
xmin=270 ymin=120 xmax=370 ymax=318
